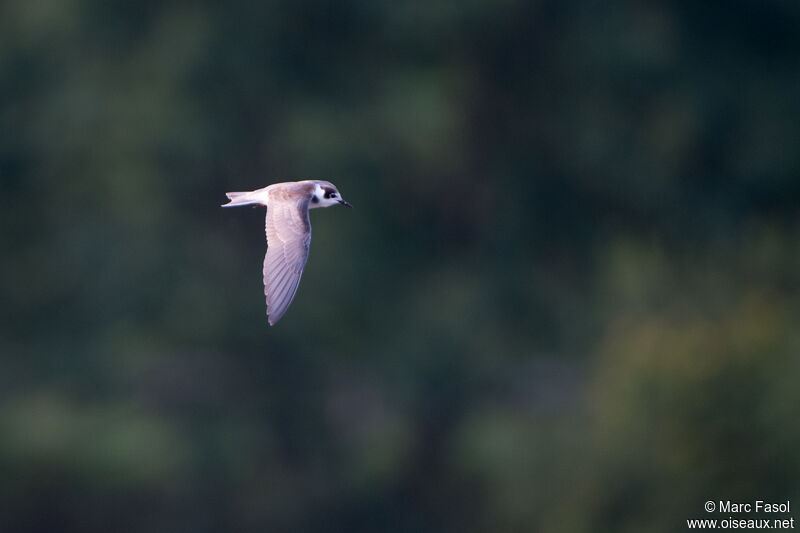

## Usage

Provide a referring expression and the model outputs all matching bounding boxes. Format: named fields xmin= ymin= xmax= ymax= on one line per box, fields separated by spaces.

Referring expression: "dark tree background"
xmin=1 ymin=1 xmax=799 ymax=532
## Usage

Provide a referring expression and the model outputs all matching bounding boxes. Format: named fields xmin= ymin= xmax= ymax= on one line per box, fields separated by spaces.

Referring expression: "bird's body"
xmin=222 ymin=180 xmax=351 ymax=325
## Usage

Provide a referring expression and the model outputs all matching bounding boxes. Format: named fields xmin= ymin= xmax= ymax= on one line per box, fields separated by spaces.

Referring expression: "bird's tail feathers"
xmin=221 ymin=190 xmax=265 ymax=208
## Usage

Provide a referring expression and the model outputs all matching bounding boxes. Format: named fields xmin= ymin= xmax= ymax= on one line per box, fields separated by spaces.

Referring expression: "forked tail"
xmin=220 ymin=190 xmax=264 ymax=208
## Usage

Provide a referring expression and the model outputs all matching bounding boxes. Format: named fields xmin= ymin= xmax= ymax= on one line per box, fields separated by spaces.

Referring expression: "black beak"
xmin=339 ymin=199 xmax=353 ymax=208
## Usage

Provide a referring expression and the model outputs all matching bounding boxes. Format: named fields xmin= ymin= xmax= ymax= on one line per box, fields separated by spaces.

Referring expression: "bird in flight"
xmin=222 ymin=180 xmax=352 ymax=325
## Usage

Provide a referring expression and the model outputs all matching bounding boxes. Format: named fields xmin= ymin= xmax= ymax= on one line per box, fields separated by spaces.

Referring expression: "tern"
xmin=222 ymin=180 xmax=351 ymax=325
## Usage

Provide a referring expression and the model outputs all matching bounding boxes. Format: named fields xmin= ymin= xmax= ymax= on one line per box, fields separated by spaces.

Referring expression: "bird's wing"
xmin=263 ymin=195 xmax=312 ymax=325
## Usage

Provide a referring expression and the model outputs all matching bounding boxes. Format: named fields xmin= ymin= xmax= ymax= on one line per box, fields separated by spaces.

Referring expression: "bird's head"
xmin=310 ymin=181 xmax=352 ymax=209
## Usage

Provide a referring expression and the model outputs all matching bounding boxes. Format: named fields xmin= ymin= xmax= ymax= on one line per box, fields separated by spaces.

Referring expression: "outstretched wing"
xmin=263 ymin=196 xmax=312 ymax=325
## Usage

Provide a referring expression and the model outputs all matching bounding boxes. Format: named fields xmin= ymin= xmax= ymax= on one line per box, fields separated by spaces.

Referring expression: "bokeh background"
xmin=2 ymin=1 xmax=799 ymax=531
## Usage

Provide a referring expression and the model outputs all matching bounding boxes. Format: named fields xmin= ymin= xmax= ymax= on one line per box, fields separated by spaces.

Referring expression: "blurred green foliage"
xmin=1 ymin=0 xmax=799 ymax=531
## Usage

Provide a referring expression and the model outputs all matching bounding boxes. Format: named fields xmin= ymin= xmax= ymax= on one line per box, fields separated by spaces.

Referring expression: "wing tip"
xmin=266 ymin=300 xmax=286 ymax=326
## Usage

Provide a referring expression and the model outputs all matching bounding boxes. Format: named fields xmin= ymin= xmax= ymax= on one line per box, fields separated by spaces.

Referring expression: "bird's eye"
xmin=331 ymin=193 xmax=338 ymax=198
